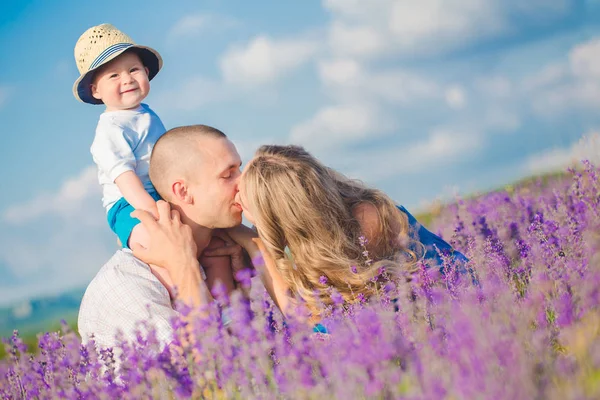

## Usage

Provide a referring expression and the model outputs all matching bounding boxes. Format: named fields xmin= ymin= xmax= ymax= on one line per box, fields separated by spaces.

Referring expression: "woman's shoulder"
xmin=352 ymin=202 xmax=381 ymax=241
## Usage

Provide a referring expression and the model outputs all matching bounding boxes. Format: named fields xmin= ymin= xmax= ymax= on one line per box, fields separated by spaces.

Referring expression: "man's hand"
xmin=130 ymin=201 xmax=198 ymax=269
xmin=131 ymin=201 xmax=210 ymax=307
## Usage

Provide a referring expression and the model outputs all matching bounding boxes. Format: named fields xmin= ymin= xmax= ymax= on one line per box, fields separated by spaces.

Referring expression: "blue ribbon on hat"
xmin=89 ymin=43 xmax=133 ymax=70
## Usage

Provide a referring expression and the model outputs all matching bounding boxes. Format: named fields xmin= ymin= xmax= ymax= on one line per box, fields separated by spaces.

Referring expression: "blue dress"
xmin=397 ymin=205 xmax=469 ymax=271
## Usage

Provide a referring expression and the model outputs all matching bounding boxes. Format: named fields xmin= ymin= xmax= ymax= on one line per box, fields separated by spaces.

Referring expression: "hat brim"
xmin=72 ymin=45 xmax=163 ymax=105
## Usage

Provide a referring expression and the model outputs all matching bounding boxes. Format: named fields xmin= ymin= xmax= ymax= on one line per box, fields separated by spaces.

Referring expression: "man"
xmin=78 ymin=125 xmax=248 ymax=349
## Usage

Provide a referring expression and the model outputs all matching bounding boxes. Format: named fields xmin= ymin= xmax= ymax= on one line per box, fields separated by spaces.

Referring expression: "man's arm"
xmin=130 ymin=201 xmax=212 ymax=309
xmin=130 ymin=202 xmax=214 ymax=362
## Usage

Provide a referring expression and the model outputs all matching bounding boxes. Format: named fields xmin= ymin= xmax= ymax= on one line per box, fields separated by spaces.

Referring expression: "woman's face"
xmin=235 ymin=164 xmax=258 ymax=226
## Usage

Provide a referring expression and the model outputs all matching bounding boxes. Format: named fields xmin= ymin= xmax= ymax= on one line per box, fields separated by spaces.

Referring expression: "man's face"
xmin=187 ymin=137 xmax=243 ymax=228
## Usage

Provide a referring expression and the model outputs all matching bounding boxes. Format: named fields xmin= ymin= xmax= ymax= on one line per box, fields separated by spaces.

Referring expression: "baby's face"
xmin=91 ymin=51 xmax=150 ymax=111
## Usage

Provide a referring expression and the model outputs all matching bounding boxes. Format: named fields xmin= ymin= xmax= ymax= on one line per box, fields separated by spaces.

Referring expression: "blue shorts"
xmin=107 ymin=191 xmax=162 ymax=249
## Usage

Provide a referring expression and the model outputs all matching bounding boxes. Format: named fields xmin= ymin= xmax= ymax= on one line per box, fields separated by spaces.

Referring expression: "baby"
xmin=73 ymin=23 xmax=235 ymax=296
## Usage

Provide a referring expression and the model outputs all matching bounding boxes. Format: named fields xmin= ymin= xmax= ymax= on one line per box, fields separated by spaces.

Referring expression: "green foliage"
xmin=0 ymin=319 xmax=77 ymax=360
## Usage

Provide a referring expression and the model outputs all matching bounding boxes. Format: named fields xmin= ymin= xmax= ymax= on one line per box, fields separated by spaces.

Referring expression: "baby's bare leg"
xmin=201 ymin=237 xmax=236 ymax=296
xmin=130 ymin=223 xmax=175 ymax=298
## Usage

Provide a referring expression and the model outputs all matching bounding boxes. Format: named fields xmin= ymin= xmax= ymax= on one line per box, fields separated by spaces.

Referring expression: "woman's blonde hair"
xmin=243 ymin=145 xmax=422 ymax=315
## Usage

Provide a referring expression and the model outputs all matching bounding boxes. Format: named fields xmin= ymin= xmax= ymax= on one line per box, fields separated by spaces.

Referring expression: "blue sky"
xmin=2 ymin=0 xmax=600 ymax=306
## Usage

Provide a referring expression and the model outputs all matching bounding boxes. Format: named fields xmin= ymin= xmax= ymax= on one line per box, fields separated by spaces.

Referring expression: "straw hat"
xmin=73 ymin=23 xmax=163 ymax=104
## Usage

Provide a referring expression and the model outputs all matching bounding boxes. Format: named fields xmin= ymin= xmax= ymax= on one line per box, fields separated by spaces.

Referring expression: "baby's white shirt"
xmin=90 ymin=103 xmax=166 ymax=211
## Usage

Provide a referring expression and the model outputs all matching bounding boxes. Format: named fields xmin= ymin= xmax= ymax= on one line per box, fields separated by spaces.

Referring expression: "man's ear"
xmin=145 ymin=66 xmax=149 ymax=76
xmin=172 ymin=180 xmax=193 ymax=204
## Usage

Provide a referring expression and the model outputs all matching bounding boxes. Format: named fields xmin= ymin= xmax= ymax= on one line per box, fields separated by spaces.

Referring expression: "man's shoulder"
xmin=80 ymin=251 xmax=161 ymax=307
xmin=90 ymin=250 xmax=151 ymax=282
xmin=78 ymin=250 xmax=174 ymax=348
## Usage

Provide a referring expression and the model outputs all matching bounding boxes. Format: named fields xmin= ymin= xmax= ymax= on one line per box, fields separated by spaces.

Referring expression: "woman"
xmin=219 ymin=145 xmax=468 ymax=319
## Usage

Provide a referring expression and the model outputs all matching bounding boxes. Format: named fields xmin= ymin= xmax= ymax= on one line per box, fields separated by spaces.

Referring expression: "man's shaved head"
xmin=149 ymin=124 xmax=227 ymax=200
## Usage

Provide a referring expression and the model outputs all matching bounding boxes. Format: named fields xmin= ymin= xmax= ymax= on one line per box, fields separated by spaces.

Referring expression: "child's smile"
xmin=91 ymin=51 xmax=150 ymax=111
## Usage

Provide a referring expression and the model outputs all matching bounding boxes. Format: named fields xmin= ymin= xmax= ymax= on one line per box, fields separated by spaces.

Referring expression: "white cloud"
xmin=569 ymin=38 xmax=600 ymax=79
xmin=4 ymin=166 xmax=101 ymax=225
xmin=231 ymin=136 xmax=281 ymax=164
xmin=530 ymin=79 xmax=600 ymax=116
xmin=482 ymin=108 xmax=521 ymax=133
xmin=289 ymin=103 xmax=393 ymax=150
xmin=0 ymin=227 xmax=114 ymax=305
xmin=0 ymin=166 xmax=115 ymax=305
xmin=387 ymin=0 xmax=502 ymax=51
xmin=524 ymin=37 xmax=600 ymax=116
xmin=522 ymin=64 xmax=567 ymax=92
xmin=318 ymin=60 xmax=442 ymax=105
xmin=318 ymin=58 xmax=363 ymax=86
xmin=153 ymin=76 xmax=231 ymax=111
xmin=168 ymin=13 xmax=238 ymax=40
xmin=344 ymin=127 xmax=484 ymax=182
xmin=220 ymin=35 xmax=319 ymax=87
xmin=524 ymin=132 xmax=600 ymax=174
xmin=475 ymin=76 xmax=513 ymax=99
xmin=328 ymin=21 xmax=386 ymax=58
xmin=368 ymin=70 xmax=441 ymax=104
xmin=324 ymin=0 xmax=571 ymax=59
xmin=445 ymin=85 xmax=467 ymax=109
xmin=303 ymin=58 xmax=453 ymax=153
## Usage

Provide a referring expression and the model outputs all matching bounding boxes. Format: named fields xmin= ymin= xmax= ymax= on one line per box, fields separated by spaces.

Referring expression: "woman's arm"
xmin=251 ymin=237 xmax=294 ymax=316
xmin=207 ymin=225 xmax=294 ymax=316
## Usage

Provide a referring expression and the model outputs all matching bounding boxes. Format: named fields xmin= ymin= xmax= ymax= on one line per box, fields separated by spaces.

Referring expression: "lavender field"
xmin=2 ymin=162 xmax=600 ymax=399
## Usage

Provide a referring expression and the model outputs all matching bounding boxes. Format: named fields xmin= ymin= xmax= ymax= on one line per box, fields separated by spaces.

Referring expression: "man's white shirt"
xmin=78 ymin=250 xmax=176 ymax=350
